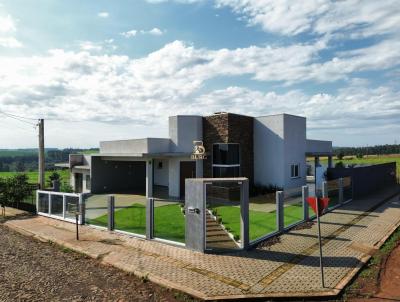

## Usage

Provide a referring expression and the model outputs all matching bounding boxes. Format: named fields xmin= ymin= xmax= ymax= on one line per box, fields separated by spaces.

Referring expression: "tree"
xmin=16 ymin=161 xmax=25 ymax=172
xmin=2 ymin=174 xmax=32 ymax=209
xmin=337 ymin=152 xmax=344 ymax=160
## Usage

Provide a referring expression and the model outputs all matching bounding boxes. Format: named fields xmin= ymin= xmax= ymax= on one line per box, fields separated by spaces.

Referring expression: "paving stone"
xmin=4 ymin=186 xmax=400 ymax=300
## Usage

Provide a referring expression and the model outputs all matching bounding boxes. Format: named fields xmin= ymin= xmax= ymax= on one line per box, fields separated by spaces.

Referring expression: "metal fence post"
xmin=146 ymin=197 xmax=154 ymax=239
xmin=339 ymin=178 xmax=344 ymax=205
xmin=302 ymin=186 xmax=309 ymax=220
xmin=48 ymin=193 xmax=52 ymax=215
xmin=79 ymin=194 xmax=85 ymax=225
xmin=322 ymin=181 xmax=328 ymax=198
xmin=107 ymin=195 xmax=115 ymax=231
xmin=240 ymin=180 xmax=249 ymax=250
xmin=62 ymin=195 xmax=66 ymax=219
xmin=36 ymin=190 xmax=39 ymax=214
xmin=276 ymin=191 xmax=284 ymax=232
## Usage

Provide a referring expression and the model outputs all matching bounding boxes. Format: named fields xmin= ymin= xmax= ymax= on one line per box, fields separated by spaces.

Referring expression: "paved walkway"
xmin=4 ymin=187 xmax=400 ymax=300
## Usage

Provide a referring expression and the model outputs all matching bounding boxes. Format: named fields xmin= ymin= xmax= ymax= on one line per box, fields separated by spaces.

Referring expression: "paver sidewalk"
xmin=4 ymin=187 xmax=400 ymax=300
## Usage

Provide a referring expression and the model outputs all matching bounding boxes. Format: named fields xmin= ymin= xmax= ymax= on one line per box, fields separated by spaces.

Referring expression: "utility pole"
xmin=38 ymin=119 xmax=45 ymax=189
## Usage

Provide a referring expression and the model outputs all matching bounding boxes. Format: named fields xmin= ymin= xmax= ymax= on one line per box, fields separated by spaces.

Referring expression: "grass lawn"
xmin=87 ymin=203 xmax=186 ymax=243
xmin=213 ymin=203 xmax=304 ymax=242
xmin=0 ymin=170 xmax=70 ymax=186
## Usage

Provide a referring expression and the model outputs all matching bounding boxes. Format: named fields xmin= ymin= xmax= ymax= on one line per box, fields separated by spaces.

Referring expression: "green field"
xmin=0 ymin=170 xmax=70 ymax=186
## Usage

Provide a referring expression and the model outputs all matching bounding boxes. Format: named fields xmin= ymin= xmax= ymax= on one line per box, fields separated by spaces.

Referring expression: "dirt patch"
xmin=346 ymin=227 xmax=400 ymax=301
xmin=0 ymin=224 xmax=197 ymax=302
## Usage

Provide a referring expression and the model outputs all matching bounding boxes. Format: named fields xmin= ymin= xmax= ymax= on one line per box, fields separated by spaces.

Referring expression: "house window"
xmin=290 ymin=164 xmax=300 ymax=178
xmin=86 ymin=175 xmax=91 ymax=190
xmin=212 ymin=144 xmax=240 ymax=177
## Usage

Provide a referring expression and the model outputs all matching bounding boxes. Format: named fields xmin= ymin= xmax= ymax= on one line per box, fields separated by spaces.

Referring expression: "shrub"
xmin=0 ymin=174 xmax=33 ymax=209
xmin=337 ymin=152 xmax=344 ymax=160
xmin=335 ymin=161 xmax=344 ymax=168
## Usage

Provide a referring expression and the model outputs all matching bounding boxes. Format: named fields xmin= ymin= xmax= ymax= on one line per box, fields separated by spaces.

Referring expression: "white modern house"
xmin=68 ymin=112 xmax=332 ymax=199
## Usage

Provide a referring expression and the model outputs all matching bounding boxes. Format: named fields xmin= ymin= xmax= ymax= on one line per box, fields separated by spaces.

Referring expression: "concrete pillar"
xmin=195 ymin=160 xmax=203 ymax=178
xmin=48 ymin=193 xmax=52 ymax=215
xmin=146 ymin=159 xmax=153 ymax=198
xmin=322 ymin=181 xmax=328 ymax=198
xmin=302 ymin=186 xmax=309 ymax=220
xmin=52 ymin=180 xmax=60 ymax=192
xmin=339 ymin=178 xmax=344 ymax=204
xmin=146 ymin=198 xmax=154 ymax=239
xmin=79 ymin=194 xmax=85 ymax=225
xmin=107 ymin=195 xmax=115 ymax=231
xmin=276 ymin=191 xmax=284 ymax=232
xmin=240 ymin=180 xmax=249 ymax=249
xmin=328 ymin=156 xmax=333 ymax=168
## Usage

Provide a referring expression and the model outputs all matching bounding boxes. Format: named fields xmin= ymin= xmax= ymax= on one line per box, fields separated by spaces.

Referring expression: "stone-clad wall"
xmin=202 ymin=113 xmax=254 ymax=186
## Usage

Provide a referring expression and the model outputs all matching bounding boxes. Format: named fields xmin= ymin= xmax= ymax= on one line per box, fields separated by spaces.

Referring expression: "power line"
xmin=0 ymin=111 xmax=38 ymax=126
xmin=0 ymin=110 xmax=37 ymax=121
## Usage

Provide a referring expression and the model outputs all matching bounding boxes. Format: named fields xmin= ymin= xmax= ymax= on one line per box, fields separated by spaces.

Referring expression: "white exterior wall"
xmin=168 ymin=157 xmax=195 ymax=198
xmin=154 ymin=159 xmax=169 ymax=187
xmin=169 ymin=115 xmax=202 ymax=153
xmin=283 ymin=115 xmax=307 ymax=189
xmin=254 ymin=115 xmax=285 ymax=188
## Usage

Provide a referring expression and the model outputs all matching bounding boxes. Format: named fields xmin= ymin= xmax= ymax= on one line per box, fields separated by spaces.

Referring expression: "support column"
xmin=302 ymin=186 xmax=309 ymax=220
xmin=146 ymin=198 xmax=154 ymax=239
xmin=339 ymin=178 xmax=344 ymax=204
xmin=146 ymin=159 xmax=153 ymax=198
xmin=107 ymin=195 xmax=115 ymax=231
xmin=240 ymin=180 xmax=249 ymax=249
xmin=322 ymin=181 xmax=328 ymax=198
xmin=328 ymin=155 xmax=333 ymax=168
xmin=195 ymin=160 xmax=203 ymax=178
xmin=276 ymin=191 xmax=284 ymax=232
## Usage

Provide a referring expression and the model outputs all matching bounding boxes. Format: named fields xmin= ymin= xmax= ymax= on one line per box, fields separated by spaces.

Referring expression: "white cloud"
xmin=147 ymin=27 xmax=164 ymax=36
xmin=121 ymin=28 xmax=165 ymax=38
xmin=0 ymin=14 xmax=16 ymax=33
xmin=215 ymin=0 xmax=400 ymax=38
xmin=0 ymin=14 xmax=22 ymax=48
xmin=120 ymin=30 xmax=137 ymax=38
xmin=0 ymin=40 xmax=399 ymax=129
xmin=97 ymin=12 xmax=109 ymax=18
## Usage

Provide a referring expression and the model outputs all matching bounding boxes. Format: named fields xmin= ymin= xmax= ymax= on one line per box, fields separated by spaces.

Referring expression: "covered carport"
xmin=90 ymin=155 xmax=149 ymax=195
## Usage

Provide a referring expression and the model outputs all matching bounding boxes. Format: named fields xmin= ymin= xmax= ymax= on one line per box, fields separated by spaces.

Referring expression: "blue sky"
xmin=0 ymin=0 xmax=399 ymax=148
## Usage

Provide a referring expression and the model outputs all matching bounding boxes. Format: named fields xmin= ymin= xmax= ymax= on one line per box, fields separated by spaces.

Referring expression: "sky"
xmin=0 ymin=0 xmax=399 ymax=148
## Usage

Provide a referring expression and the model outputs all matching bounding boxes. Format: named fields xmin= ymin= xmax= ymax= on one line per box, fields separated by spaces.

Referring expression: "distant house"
xmin=67 ymin=112 xmax=333 ymax=198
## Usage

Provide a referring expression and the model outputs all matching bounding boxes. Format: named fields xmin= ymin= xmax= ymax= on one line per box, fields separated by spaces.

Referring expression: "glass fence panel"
xmin=343 ymin=177 xmax=353 ymax=201
xmin=65 ymin=196 xmax=79 ymax=220
xmin=84 ymin=194 xmax=108 ymax=228
xmin=249 ymin=190 xmax=277 ymax=242
xmin=50 ymin=195 xmax=63 ymax=217
xmin=38 ymin=193 xmax=49 ymax=213
xmin=114 ymin=194 xmax=146 ymax=236
xmin=327 ymin=179 xmax=340 ymax=208
xmin=154 ymin=199 xmax=185 ymax=243
xmin=283 ymin=187 xmax=303 ymax=228
xmin=205 ymin=182 xmax=241 ymax=249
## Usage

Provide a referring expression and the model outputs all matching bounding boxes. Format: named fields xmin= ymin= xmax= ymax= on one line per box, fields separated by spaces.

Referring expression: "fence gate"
xmin=185 ymin=178 xmax=249 ymax=253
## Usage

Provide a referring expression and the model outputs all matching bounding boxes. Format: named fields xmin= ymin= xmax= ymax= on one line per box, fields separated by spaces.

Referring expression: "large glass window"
xmin=212 ymin=144 xmax=240 ymax=178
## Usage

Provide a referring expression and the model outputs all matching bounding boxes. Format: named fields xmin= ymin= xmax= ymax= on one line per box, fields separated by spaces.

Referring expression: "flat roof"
xmin=91 ymin=152 xmax=191 ymax=158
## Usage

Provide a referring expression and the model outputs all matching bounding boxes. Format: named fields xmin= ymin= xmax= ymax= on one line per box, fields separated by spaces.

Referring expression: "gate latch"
xmin=187 ymin=207 xmax=200 ymax=214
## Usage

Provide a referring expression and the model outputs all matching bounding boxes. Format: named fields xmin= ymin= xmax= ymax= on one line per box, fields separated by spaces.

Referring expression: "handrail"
xmin=37 ymin=190 xmax=81 ymax=198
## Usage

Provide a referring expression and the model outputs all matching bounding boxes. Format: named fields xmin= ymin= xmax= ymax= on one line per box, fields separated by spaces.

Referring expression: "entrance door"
xmin=75 ymin=173 xmax=83 ymax=193
xmin=180 ymin=161 xmax=196 ymax=198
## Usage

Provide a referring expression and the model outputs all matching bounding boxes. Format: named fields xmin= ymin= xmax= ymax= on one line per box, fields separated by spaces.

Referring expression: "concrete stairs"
xmin=206 ymin=211 xmax=238 ymax=249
